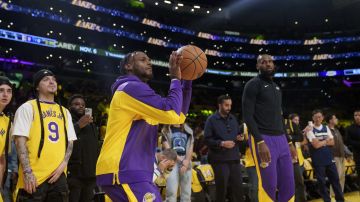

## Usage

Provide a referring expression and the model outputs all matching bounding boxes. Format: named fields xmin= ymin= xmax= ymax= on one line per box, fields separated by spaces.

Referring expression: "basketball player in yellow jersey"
xmin=12 ymin=69 xmax=77 ymax=201
xmin=0 ymin=76 xmax=13 ymax=202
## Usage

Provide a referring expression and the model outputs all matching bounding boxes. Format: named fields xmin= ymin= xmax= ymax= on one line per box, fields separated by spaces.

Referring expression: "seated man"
xmin=153 ymin=148 xmax=177 ymax=186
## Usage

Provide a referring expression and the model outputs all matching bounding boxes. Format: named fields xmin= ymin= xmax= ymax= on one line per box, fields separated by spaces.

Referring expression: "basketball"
xmin=177 ymin=45 xmax=207 ymax=80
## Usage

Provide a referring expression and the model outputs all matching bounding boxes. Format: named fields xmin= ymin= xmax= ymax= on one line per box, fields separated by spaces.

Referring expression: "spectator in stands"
xmin=153 ymin=148 xmax=177 ymax=186
xmin=162 ymin=123 xmax=194 ymax=202
xmin=285 ymin=113 xmax=306 ymax=202
xmin=193 ymin=124 xmax=208 ymax=164
xmin=12 ymin=69 xmax=77 ymax=201
xmin=67 ymin=94 xmax=100 ymax=202
xmin=306 ymin=109 xmax=344 ymax=202
xmin=346 ymin=109 xmax=360 ymax=189
xmin=0 ymin=76 xmax=14 ymax=202
xmin=326 ymin=113 xmax=351 ymax=196
xmin=204 ymin=95 xmax=244 ymax=202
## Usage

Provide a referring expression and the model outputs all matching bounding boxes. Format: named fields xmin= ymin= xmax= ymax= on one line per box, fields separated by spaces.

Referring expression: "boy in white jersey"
xmin=306 ymin=110 xmax=344 ymax=202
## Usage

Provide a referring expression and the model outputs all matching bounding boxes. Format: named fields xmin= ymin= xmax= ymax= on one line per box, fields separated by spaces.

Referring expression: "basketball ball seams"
xmin=178 ymin=45 xmax=207 ymax=80
xmin=181 ymin=58 xmax=196 ymax=72
xmin=190 ymin=56 xmax=198 ymax=80
xmin=196 ymin=56 xmax=205 ymax=76
xmin=198 ymin=53 xmax=208 ymax=63
xmin=191 ymin=46 xmax=207 ymax=64
xmin=181 ymin=52 xmax=203 ymax=73
xmin=182 ymin=47 xmax=198 ymax=58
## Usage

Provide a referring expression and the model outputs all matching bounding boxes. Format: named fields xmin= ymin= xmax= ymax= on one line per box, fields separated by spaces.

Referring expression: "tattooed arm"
xmin=64 ymin=141 xmax=73 ymax=163
xmin=15 ymin=136 xmax=37 ymax=194
xmin=48 ymin=141 xmax=73 ymax=184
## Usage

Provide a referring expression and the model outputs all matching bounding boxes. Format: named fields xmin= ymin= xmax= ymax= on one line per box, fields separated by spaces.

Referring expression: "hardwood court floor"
xmin=309 ymin=191 xmax=360 ymax=202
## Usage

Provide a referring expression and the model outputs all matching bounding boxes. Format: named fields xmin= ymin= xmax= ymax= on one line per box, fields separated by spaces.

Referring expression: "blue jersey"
xmin=309 ymin=125 xmax=334 ymax=166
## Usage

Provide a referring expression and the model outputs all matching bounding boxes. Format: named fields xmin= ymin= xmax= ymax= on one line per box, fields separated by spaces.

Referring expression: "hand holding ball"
xmin=177 ymin=45 xmax=207 ymax=80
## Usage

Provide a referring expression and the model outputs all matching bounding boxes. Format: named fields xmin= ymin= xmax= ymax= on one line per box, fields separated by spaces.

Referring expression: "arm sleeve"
xmin=66 ymin=110 xmax=77 ymax=141
xmin=181 ymin=80 xmax=192 ymax=115
xmin=204 ymin=117 xmax=221 ymax=149
xmin=242 ymin=80 xmax=263 ymax=143
xmin=117 ymin=79 xmax=186 ymax=124
xmin=12 ymin=103 xmax=33 ymax=138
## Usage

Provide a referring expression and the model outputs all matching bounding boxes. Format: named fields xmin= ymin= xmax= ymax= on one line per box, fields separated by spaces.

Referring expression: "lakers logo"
xmin=143 ymin=192 xmax=156 ymax=202
xmin=0 ymin=128 xmax=5 ymax=136
xmin=260 ymin=162 xmax=269 ymax=168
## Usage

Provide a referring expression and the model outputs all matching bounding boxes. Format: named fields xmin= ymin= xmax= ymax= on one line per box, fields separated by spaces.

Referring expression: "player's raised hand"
xmin=169 ymin=51 xmax=182 ymax=80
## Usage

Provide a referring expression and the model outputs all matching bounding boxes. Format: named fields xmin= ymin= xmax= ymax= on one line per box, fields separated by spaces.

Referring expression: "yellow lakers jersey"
xmin=243 ymin=125 xmax=255 ymax=167
xmin=295 ymin=142 xmax=305 ymax=166
xmin=0 ymin=114 xmax=10 ymax=202
xmin=0 ymin=114 xmax=10 ymax=156
xmin=17 ymin=100 xmax=68 ymax=188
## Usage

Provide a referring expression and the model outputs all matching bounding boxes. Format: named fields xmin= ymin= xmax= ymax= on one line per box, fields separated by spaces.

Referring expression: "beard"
xmin=133 ymin=67 xmax=153 ymax=82
xmin=220 ymin=109 xmax=230 ymax=116
xmin=259 ymin=68 xmax=276 ymax=78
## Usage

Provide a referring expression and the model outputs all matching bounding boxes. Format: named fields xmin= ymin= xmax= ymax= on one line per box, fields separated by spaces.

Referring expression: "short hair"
xmin=161 ymin=148 xmax=177 ymax=162
xmin=68 ymin=94 xmax=85 ymax=107
xmin=288 ymin=113 xmax=299 ymax=120
xmin=354 ymin=109 xmax=360 ymax=113
xmin=257 ymin=54 xmax=273 ymax=64
xmin=312 ymin=109 xmax=323 ymax=116
xmin=119 ymin=51 xmax=138 ymax=75
xmin=325 ymin=113 xmax=336 ymax=123
xmin=217 ymin=95 xmax=231 ymax=104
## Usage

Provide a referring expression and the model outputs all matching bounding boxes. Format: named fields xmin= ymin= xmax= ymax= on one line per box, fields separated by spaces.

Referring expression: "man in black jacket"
xmin=68 ymin=94 xmax=99 ymax=202
xmin=204 ymin=95 xmax=244 ymax=202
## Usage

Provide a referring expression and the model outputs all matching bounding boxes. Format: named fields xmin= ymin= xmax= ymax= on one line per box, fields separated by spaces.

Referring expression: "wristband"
xmin=220 ymin=141 xmax=224 ymax=147
xmin=257 ymin=140 xmax=265 ymax=145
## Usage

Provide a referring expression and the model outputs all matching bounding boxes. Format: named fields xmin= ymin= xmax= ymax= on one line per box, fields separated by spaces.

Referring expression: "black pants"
xmin=313 ymin=163 xmax=344 ymax=202
xmin=293 ymin=163 xmax=306 ymax=202
xmin=68 ymin=177 xmax=96 ymax=202
xmin=353 ymin=151 xmax=360 ymax=189
xmin=211 ymin=162 xmax=244 ymax=202
xmin=16 ymin=174 xmax=68 ymax=202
